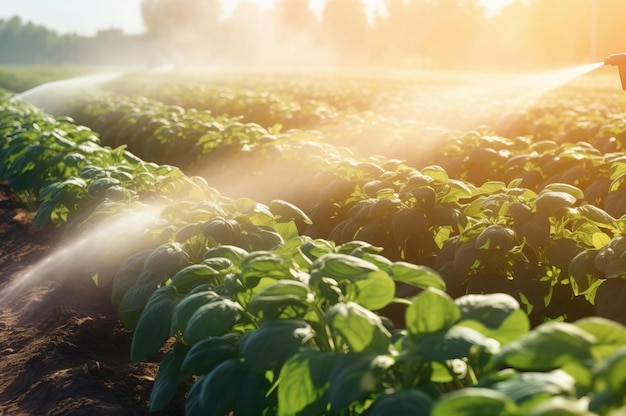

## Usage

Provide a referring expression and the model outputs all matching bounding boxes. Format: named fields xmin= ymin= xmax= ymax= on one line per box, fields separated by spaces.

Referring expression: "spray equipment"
xmin=605 ymin=53 xmax=626 ymax=90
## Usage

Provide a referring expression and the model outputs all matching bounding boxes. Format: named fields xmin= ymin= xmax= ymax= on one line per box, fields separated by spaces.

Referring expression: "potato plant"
xmin=3 ymin=72 xmax=626 ymax=414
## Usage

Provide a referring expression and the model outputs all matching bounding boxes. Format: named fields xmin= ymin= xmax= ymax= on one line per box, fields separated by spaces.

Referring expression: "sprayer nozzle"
xmin=605 ymin=53 xmax=626 ymax=66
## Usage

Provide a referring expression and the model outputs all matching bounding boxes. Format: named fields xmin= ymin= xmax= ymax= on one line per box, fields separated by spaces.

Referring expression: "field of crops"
xmin=2 ymin=68 xmax=626 ymax=415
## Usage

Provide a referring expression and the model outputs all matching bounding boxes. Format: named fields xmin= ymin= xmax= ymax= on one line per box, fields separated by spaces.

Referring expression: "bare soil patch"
xmin=0 ymin=184 xmax=182 ymax=415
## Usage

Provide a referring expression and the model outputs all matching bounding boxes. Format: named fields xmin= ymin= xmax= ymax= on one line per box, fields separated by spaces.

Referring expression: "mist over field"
xmin=1 ymin=0 xmax=625 ymax=69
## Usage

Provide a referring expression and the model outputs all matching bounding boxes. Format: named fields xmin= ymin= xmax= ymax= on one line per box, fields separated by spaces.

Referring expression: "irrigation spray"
xmin=0 ymin=203 xmax=164 ymax=310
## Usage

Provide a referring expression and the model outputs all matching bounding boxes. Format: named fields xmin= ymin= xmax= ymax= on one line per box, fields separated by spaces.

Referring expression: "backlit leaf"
xmin=278 ymin=350 xmax=339 ymax=416
xmin=326 ymin=302 xmax=391 ymax=353
xmin=493 ymin=322 xmax=594 ymax=370
xmin=388 ymin=262 xmax=446 ymax=291
xmin=406 ymin=287 xmax=460 ymax=336
xmin=328 ymin=353 xmax=394 ymax=410
xmin=432 ymin=388 xmax=519 ymax=416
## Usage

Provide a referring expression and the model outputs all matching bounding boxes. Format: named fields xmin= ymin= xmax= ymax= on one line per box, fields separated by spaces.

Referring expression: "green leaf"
xmin=515 ymin=212 xmax=551 ymax=248
xmin=368 ymin=389 xmax=433 ymax=415
xmin=489 ymin=370 xmax=576 ymax=409
xmin=310 ymin=253 xmax=379 ymax=284
xmin=569 ymin=249 xmax=602 ymax=296
xmin=345 ymin=269 xmax=396 ymax=311
xmin=149 ymin=342 xmax=190 ymax=412
xmin=535 ymin=190 xmax=577 ymax=216
xmin=594 ymin=278 xmax=626 ymax=323
xmin=543 ymin=183 xmax=584 ymax=200
xmin=493 ymin=322 xmax=595 ymax=370
xmin=111 ymin=250 xmax=152 ymax=306
xmin=240 ymin=251 xmax=296 ymax=284
xmin=406 ymin=287 xmax=460 ymax=336
xmin=456 ymin=293 xmax=529 ymax=344
xmin=170 ymin=290 xmax=219 ymax=336
xmin=432 ymin=388 xmax=519 ymax=416
xmin=233 ymin=370 xmax=271 ymax=415
xmin=475 ymin=224 xmax=515 ymax=251
xmin=203 ymin=245 xmax=249 ymax=264
xmin=240 ymin=320 xmax=314 ymax=372
xmin=180 ymin=334 xmax=240 ymax=376
xmin=388 ymin=262 xmax=446 ymax=291
xmin=577 ymin=204 xmax=616 ymax=230
xmin=298 ymin=239 xmax=336 ymax=263
xmin=575 ymin=317 xmax=626 ymax=360
xmin=270 ymin=199 xmax=312 ymax=224
xmin=170 ymin=264 xmax=220 ymax=293
xmin=326 ymin=302 xmax=391 ymax=353
xmin=417 ymin=325 xmax=500 ymax=362
xmin=247 ymin=280 xmax=314 ymax=316
xmin=117 ymin=281 xmax=159 ymax=329
xmin=526 ymin=396 xmax=595 ymax=416
xmin=142 ymin=242 xmax=191 ymax=276
xmin=594 ymin=346 xmax=626 ymax=398
xmin=278 ymin=350 xmax=339 ymax=416
xmin=131 ymin=285 xmax=179 ymax=361
xmin=422 ymin=165 xmax=449 ymax=182
xmin=328 ymin=353 xmax=394 ymax=410
xmin=191 ymin=359 xmax=246 ymax=416
xmin=452 ymin=241 xmax=482 ymax=276
xmin=203 ymin=217 xmax=241 ymax=245
xmin=184 ymin=297 xmax=244 ymax=343
xmin=545 ymin=238 xmax=584 ymax=272
xmin=239 ymin=225 xmax=284 ymax=251
xmin=201 ymin=257 xmax=233 ymax=272
xmin=594 ymin=236 xmax=626 ymax=277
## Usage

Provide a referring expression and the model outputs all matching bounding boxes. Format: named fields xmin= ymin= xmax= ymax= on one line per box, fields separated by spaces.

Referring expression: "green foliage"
xmin=5 ymin=74 xmax=626 ymax=415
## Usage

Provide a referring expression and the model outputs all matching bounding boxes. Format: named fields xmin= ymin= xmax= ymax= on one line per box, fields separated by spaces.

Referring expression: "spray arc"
xmin=605 ymin=53 xmax=626 ymax=90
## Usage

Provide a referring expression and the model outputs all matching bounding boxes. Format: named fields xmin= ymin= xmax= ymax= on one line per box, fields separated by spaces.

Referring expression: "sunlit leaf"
xmin=328 ymin=353 xmax=394 ymax=410
xmin=493 ymin=322 xmax=594 ymax=370
xmin=388 ymin=262 xmax=446 ymax=291
xmin=456 ymin=293 xmax=529 ymax=344
xmin=432 ymin=388 xmax=519 ymax=416
xmin=406 ymin=287 xmax=460 ymax=336
xmin=278 ymin=350 xmax=339 ymax=416
xmin=326 ymin=302 xmax=391 ymax=353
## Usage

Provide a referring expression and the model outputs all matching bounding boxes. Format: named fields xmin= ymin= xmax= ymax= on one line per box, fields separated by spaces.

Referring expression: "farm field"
xmin=2 ymin=66 xmax=626 ymax=415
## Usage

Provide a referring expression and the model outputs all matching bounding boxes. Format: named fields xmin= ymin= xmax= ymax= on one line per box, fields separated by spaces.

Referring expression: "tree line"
xmin=2 ymin=0 xmax=626 ymax=68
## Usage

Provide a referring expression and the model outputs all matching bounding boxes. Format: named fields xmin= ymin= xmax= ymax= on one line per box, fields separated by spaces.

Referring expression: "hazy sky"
xmin=0 ymin=0 xmax=514 ymax=37
xmin=0 ymin=0 xmax=145 ymax=36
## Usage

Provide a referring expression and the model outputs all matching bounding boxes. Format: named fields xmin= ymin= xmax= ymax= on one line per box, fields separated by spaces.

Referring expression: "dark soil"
xmin=0 ymin=184 xmax=183 ymax=415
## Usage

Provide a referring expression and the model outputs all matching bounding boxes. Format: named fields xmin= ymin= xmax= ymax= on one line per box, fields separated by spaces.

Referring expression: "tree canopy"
xmin=2 ymin=0 xmax=625 ymax=68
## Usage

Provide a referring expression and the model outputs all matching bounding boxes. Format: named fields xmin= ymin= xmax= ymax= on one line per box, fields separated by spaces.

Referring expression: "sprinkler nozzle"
xmin=605 ymin=53 xmax=626 ymax=90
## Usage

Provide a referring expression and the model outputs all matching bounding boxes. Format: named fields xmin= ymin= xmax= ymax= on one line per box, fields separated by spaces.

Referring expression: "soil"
xmin=0 ymin=183 xmax=184 ymax=416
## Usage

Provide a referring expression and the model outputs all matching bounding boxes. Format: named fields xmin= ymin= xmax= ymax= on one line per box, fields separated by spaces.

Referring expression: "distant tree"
xmin=0 ymin=16 xmax=67 ymax=64
xmin=373 ymin=0 xmax=434 ymax=67
xmin=271 ymin=0 xmax=327 ymax=66
xmin=591 ymin=0 xmax=626 ymax=61
xmin=321 ymin=0 xmax=371 ymax=65
xmin=141 ymin=0 xmax=222 ymax=63
xmin=274 ymin=0 xmax=318 ymax=28
xmin=141 ymin=0 xmax=221 ymax=39
xmin=217 ymin=1 xmax=267 ymax=65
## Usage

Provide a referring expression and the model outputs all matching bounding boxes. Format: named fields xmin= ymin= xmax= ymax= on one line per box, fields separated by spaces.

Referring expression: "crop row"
xmin=2 ymin=88 xmax=626 ymax=414
xmin=64 ymin=90 xmax=626 ymax=326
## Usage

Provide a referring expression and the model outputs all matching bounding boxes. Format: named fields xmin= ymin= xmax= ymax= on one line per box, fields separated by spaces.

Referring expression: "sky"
xmin=0 ymin=0 xmax=515 ymax=37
